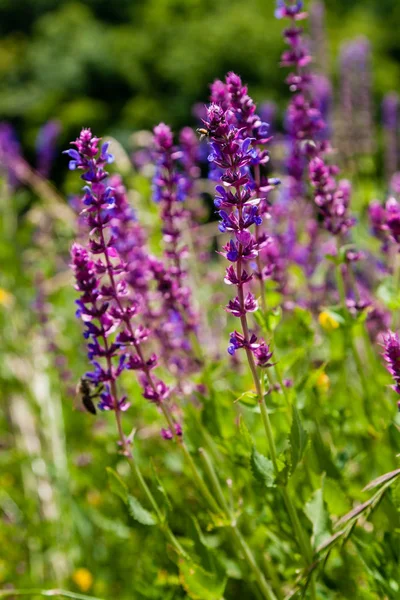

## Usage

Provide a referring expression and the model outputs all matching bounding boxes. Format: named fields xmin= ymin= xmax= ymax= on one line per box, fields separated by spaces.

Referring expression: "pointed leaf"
xmin=106 ymin=467 xmax=128 ymax=503
xmin=304 ymin=482 xmax=331 ymax=549
xmin=234 ymin=390 xmax=258 ymax=407
xmin=179 ymin=558 xmax=227 ymax=600
xmin=151 ymin=460 xmax=172 ymax=514
xmin=362 ymin=468 xmax=400 ymax=492
xmin=335 ymin=498 xmax=372 ymax=528
xmin=127 ymin=495 xmax=156 ymax=526
xmin=251 ymin=448 xmax=275 ymax=487
xmin=238 ymin=416 xmax=253 ymax=455
xmin=316 ymin=529 xmax=346 ymax=554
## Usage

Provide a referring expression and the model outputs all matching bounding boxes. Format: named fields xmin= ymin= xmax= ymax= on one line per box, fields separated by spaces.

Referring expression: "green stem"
xmin=199 ymin=448 xmax=278 ymax=600
xmin=160 ymin=403 xmax=221 ymax=514
xmin=131 ymin=456 xmax=188 ymax=558
xmin=349 ymin=334 xmax=372 ymax=420
xmin=336 ymin=264 xmax=347 ymax=309
xmin=111 ymin=390 xmax=187 ymax=558
xmin=273 ymin=363 xmax=291 ymax=410
xmin=336 ymin=263 xmax=373 ymax=420
xmin=244 ymin=344 xmax=316 ymax=598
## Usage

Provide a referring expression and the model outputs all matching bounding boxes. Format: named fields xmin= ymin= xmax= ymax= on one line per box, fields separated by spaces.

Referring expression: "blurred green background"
xmin=1 ymin=0 xmax=400 ymax=156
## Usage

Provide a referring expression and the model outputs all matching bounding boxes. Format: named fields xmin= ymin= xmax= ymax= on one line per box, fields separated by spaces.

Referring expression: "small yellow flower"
xmin=316 ymin=372 xmax=330 ymax=392
xmin=86 ymin=490 xmax=102 ymax=507
xmin=0 ymin=288 xmax=13 ymax=308
xmin=318 ymin=311 xmax=339 ymax=331
xmin=73 ymin=568 xmax=93 ymax=592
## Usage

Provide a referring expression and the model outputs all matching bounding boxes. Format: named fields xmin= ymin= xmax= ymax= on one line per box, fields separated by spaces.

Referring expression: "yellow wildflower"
xmin=0 ymin=288 xmax=13 ymax=308
xmin=316 ymin=372 xmax=330 ymax=392
xmin=73 ymin=568 xmax=93 ymax=592
xmin=318 ymin=311 xmax=339 ymax=331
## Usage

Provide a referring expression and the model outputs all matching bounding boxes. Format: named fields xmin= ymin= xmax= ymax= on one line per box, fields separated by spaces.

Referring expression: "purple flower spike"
xmin=277 ymin=0 xmax=355 ymax=237
xmin=204 ymin=91 xmax=273 ymax=367
xmin=382 ymin=331 xmax=400 ymax=404
xmin=152 ymin=123 xmax=200 ymax=375
xmin=66 ymin=128 xmax=170 ymax=420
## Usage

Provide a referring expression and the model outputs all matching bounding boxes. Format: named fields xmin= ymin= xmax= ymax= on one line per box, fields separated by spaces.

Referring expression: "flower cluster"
xmin=369 ymin=197 xmax=400 ymax=251
xmin=65 ymin=129 xmax=171 ymax=414
xmin=152 ymin=123 xmax=199 ymax=346
xmin=338 ymin=38 xmax=374 ymax=158
xmin=277 ymin=0 xmax=355 ymax=236
xmin=382 ymin=331 xmax=400 ymax=406
xmin=309 ymin=159 xmax=355 ymax=235
xmin=70 ymin=243 xmax=130 ymax=412
xmin=204 ymin=102 xmax=272 ymax=366
xmin=0 ymin=122 xmax=22 ymax=188
xmin=382 ymin=92 xmax=399 ymax=179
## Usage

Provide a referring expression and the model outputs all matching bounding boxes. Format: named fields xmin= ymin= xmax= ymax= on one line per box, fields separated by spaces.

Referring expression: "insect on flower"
xmin=196 ymin=127 xmax=209 ymax=141
xmin=76 ymin=376 xmax=103 ymax=415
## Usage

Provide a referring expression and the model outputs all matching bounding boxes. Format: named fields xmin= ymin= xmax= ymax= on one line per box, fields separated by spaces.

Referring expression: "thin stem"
xmin=130 ymin=453 xmax=188 ymax=558
xmin=349 ymin=334 xmax=372 ymax=420
xmin=336 ymin=264 xmax=347 ymax=309
xmin=336 ymin=262 xmax=373 ymax=420
xmin=238 ymin=310 xmax=315 ymax=585
xmin=199 ymin=448 xmax=278 ymax=600
xmin=160 ymin=403 xmax=221 ymax=514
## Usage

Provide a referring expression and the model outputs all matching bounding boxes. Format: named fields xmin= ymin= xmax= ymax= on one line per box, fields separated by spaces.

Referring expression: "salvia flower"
xmin=277 ymin=0 xmax=355 ymax=237
xmin=382 ymin=331 xmax=400 ymax=404
xmin=203 ymin=97 xmax=273 ymax=364
xmin=382 ymin=92 xmax=399 ymax=180
xmin=369 ymin=197 xmax=400 ymax=251
xmin=66 ymin=129 xmax=173 ymax=418
xmin=338 ymin=38 xmax=374 ymax=157
xmin=152 ymin=123 xmax=200 ymax=372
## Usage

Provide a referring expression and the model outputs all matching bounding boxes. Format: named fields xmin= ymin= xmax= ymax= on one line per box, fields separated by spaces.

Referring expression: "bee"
xmin=76 ymin=377 xmax=103 ymax=415
xmin=196 ymin=127 xmax=209 ymax=142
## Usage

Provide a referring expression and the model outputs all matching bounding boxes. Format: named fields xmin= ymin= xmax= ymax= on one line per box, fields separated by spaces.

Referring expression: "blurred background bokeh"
xmin=1 ymin=0 xmax=400 ymax=171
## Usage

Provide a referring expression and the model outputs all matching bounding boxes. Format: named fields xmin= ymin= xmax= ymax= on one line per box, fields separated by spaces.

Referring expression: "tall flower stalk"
xmin=152 ymin=123 xmax=201 ymax=374
xmin=65 ymin=129 xmax=186 ymax=557
xmin=204 ymin=102 xmax=315 ymax=590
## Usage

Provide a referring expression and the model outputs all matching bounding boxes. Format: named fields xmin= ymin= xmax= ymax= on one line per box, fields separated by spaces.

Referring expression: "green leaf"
xmin=90 ymin=509 xmax=131 ymax=540
xmin=251 ymin=448 xmax=275 ymax=487
xmin=267 ymin=306 xmax=282 ymax=331
xmin=106 ymin=467 xmax=128 ymax=503
xmin=304 ymin=480 xmax=331 ymax=549
xmin=290 ymin=406 xmax=308 ymax=474
xmin=234 ymin=390 xmax=258 ymax=407
xmin=127 ymin=495 xmax=156 ymax=526
xmin=253 ymin=309 xmax=269 ymax=332
xmin=150 ymin=460 xmax=172 ymax=514
xmin=179 ymin=558 xmax=227 ymax=600
xmin=377 ymin=277 xmax=400 ymax=310
xmin=362 ymin=468 xmax=400 ymax=492
xmin=238 ymin=416 xmax=253 ymax=455
xmin=278 ymin=347 xmax=306 ymax=373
